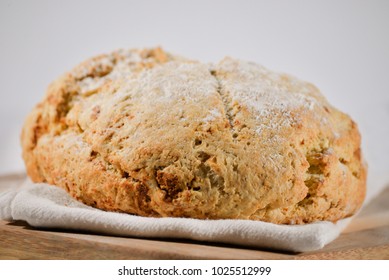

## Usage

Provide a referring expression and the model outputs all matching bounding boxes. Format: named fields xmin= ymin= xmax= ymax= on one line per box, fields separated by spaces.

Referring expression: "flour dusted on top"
xmin=74 ymin=48 xmax=172 ymax=96
xmin=214 ymin=58 xmax=320 ymax=137
xmin=72 ymin=49 xmax=323 ymax=143
xmin=135 ymin=62 xmax=219 ymax=104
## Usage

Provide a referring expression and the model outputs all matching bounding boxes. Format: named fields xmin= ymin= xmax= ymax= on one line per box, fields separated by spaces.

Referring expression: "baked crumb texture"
xmin=21 ymin=47 xmax=366 ymax=224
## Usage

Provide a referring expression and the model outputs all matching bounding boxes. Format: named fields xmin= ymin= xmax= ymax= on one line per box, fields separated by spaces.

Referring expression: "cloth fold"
xmin=0 ymin=179 xmax=352 ymax=252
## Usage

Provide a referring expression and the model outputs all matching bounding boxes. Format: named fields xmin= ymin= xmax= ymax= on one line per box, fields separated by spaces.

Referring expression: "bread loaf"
xmin=21 ymin=47 xmax=366 ymax=224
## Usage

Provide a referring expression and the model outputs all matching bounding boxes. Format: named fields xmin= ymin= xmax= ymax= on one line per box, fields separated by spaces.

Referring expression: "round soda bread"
xmin=21 ymin=47 xmax=366 ymax=224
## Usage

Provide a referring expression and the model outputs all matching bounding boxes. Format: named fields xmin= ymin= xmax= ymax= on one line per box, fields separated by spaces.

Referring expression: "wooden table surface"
xmin=0 ymin=173 xmax=388 ymax=260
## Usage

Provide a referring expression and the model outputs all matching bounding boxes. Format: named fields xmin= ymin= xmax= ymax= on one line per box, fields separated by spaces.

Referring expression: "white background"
xmin=1 ymin=260 xmax=388 ymax=280
xmin=1 ymin=0 xmax=388 ymax=198
xmin=1 ymin=260 xmax=388 ymax=279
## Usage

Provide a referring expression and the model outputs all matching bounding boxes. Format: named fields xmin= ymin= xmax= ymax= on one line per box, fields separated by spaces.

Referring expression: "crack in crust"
xmin=210 ymin=70 xmax=237 ymax=139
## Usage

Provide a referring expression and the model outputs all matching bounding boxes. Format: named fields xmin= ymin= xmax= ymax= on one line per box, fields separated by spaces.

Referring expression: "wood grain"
xmin=0 ymin=174 xmax=388 ymax=259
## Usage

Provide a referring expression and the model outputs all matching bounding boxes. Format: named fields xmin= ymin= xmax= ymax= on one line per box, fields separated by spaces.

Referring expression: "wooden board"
xmin=0 ymin=173 xmax=388 ymax=260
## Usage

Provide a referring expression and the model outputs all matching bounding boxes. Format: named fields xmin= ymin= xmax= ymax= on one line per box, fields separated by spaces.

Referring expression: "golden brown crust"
xmin=21 ymin=47 xmax=367 ymax=224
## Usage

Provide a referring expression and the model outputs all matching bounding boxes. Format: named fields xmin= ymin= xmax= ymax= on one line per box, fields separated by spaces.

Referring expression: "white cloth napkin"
xmin=0 ymin=179 xmax=352 ymax=252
